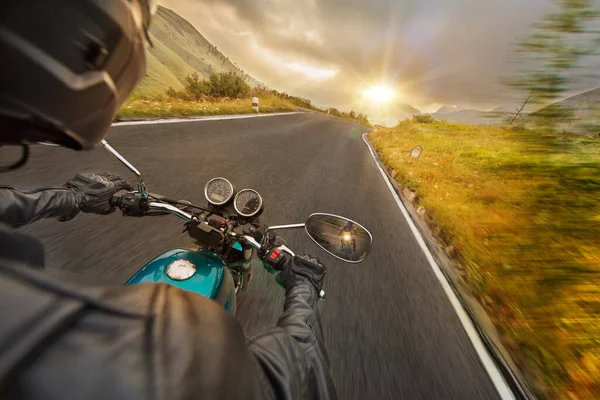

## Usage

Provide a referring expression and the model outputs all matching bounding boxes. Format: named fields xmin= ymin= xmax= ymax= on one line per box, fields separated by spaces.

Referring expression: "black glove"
xmin=65 ymin=172 xmax=132 ymax=215
xmin=279 ymin=253 xmax=327 ymax=293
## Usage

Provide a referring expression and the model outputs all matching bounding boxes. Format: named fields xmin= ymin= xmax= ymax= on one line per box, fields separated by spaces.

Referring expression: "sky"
xmin=158 ymin=0 xmax=592 ymax=123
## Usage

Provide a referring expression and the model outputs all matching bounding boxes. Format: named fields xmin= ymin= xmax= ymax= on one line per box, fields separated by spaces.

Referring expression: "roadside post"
xmin=409 ymin=145 xmax=423 ymax=161
xmin=252 ymin=97 xmax=259 ymax=112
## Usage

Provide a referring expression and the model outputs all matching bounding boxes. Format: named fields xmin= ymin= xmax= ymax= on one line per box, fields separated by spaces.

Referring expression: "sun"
xmin=362 ymin=85 xmax=396 ymax=103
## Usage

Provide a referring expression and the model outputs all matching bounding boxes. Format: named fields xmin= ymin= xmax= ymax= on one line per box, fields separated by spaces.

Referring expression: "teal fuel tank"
xmin=125 ymin=248 xmax=235 ymax=313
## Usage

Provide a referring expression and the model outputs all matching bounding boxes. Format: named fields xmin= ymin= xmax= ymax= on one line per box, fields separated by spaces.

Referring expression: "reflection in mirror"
xmin=305 ymin=213 xmax=372 ymax=263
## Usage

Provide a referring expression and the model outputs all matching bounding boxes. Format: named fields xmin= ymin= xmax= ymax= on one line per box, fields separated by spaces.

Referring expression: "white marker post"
xmin=410 ymin=145 xmax=423 ymax=160
xmin=252 ymin=97 xmax=259 ymax=113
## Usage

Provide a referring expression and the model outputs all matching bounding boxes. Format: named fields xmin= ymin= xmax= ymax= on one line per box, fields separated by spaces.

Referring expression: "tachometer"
xmin=204 ymin=177 xmax=234 ymax=205
xmin=234 ymin=189 xmax=263 ymax=217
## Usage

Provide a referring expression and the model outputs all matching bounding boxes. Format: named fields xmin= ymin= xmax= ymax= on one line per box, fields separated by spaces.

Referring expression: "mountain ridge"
xmin=133 ymin=6 xmax=262 ymax=98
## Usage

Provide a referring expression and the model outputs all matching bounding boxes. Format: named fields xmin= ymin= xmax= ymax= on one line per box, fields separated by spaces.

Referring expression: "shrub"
xmin=413 ymin=114 xmax=435 ymax=123
xmin=165 ymin=72 xmax=250 ymax=100
xmin=165 ymin=87 xmax=178 ymax=98
xmin=206 ymin=72 xmax=250 ymax=98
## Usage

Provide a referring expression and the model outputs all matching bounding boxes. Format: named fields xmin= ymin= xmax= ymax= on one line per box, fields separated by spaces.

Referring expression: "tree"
xmin=508 ymin=90 xmax=534 ymax=126
xmin=506 ymin=0 xmax=600 ymax=128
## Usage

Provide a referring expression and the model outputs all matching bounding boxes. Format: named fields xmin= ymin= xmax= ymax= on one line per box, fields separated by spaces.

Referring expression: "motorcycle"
xmin=340 ymin=232 xmax=355 ymax=258
xmin=101 ymin=140 xmax=373 ymax=314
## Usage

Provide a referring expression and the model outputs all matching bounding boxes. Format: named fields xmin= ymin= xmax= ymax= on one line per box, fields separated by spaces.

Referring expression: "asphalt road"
xmin=2 ymin=112 xmax=500 ymax=399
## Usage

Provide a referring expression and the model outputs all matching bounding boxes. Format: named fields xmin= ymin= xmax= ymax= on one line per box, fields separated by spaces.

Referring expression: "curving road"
xmin=2 ymin=112 xmax=501 ymax=399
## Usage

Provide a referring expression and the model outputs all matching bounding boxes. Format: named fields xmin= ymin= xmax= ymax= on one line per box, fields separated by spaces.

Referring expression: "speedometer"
xmin=204 ymin=177 xmax=234 ymax=205
xmin=234 ymin=189 xmax=263 ymax=217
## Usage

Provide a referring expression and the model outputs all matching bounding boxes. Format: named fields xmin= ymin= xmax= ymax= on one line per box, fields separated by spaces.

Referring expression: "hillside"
xmin=537 ymin=87 xmax=600 ymax=116
xmin=432 ymin=108 xmax=508 ymax=125
xmin=430 ymin=89 xmax=600 ymax=133
xmin=524 ymin=87 xmax=600 ymax=136
xmin=133 ymin=6 xmax=262 ymax=98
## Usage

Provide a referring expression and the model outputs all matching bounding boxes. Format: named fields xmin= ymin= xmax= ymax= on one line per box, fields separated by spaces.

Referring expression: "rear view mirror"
xmin=305 ymin=213 xmax=372 ymax=263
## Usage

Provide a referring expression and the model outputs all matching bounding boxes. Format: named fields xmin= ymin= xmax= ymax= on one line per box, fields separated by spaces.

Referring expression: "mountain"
xmin=357 ymin=103 xmax=421 ymax=127
xmin=534 ymin=88 xmax=600 ymax=121
xmin=492 ymin=104 xmax=517 ymax=113
xmin=133 ymin=6 xmax=262 ymax=98
xmin=400 ymin=104 xmax=422 ymax=116
xmin=522 ymin=88 xmax=600 ymax=136
xmin=436 ymin=105 xmax=459 ymax=114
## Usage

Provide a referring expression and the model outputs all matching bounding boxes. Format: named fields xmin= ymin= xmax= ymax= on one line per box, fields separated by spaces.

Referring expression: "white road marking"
xmin=362 ymin=133 xmax=515 ymax=400
xmin=111 ymin=111 xmax=303 ymax=127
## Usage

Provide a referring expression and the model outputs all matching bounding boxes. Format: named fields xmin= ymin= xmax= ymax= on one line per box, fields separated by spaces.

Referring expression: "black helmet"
xmin=0 ymin=0 xmax=157 ymax=150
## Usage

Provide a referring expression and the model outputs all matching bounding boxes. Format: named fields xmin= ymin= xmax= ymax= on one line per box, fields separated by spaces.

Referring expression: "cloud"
xmin=286 ymin=62 xmax=338 ymax=80
xmin=158 ymin=0 xmax=591 ymax=119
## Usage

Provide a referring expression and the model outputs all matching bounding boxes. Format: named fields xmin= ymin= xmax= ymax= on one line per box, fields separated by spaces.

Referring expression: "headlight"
xmin=343 ymin=233 xmax=352 ymax=240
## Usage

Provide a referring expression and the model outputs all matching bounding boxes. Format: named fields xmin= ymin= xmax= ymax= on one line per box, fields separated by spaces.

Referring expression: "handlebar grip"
xmin=110 ymin=191 xmax=126 ymax=207
xmin=261 ymin=246 xmax=293 ymax=288
xmin=261 ymin=247 xmax=289 ymax=270
xmin=112 ymin=191 xmax=147 ymax=217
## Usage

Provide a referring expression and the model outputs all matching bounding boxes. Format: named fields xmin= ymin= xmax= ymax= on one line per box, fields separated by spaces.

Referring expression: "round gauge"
xmin=204 ymin=177 xmax=234 ymax=205
xmin=234 ymin=189 xmax=263 ymax=217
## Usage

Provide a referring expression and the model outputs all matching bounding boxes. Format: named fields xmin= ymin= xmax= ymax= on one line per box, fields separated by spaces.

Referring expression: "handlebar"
xmin=149 ymin=199 xmax=286 ymax=284
xmin=148 ymin=202 xmax=193 ymax=221
xmin=111 ymin=191 xmax=307 ymax=292
xmin=112 ymin=191 xmax=268 ymax=250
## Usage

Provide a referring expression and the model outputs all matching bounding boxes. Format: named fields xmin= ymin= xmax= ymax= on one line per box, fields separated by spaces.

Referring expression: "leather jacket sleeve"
xmin=0 ymin=255 xmax=263 ymax=400
xmin=248 ymin=278 xmax=337 ymax=400
xmin=0 ymin=187 xmax=80 ymax=228
xmin=0 ymin=221 xmax=337 ymax=400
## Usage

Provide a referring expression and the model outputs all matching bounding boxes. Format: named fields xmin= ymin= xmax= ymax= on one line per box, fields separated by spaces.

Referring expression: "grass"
xmin=116 ymin=94 xmax=296 ymax=119
xmin=370 ymin=119 xmax=600 ymax=399
xmin=131 ymin=51 xmax=184 ymax=99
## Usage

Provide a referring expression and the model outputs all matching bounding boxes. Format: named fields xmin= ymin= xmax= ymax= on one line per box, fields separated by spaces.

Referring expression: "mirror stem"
xmin=101 ymin=140 xmax=148 ymax=197
xmin=262 ymin=223 xmax=305 ymax=245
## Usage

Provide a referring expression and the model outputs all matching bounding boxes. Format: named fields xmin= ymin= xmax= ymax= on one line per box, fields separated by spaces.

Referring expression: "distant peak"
xmin=436 ymin=105 xmax=459 ymax=114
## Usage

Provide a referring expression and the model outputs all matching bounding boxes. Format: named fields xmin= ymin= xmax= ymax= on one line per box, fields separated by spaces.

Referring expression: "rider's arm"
xmin=0 ymin=187 xmax=80 ymax=228
xmin=0 ymin=172 xmax=131 ymax=228
xmin=248 ymin=255 xmax=337 ymax=399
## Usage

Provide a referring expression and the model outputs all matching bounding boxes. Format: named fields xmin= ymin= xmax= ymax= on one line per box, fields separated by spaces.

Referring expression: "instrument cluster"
xmin=204 ymin=177 xmax=263 ymax=218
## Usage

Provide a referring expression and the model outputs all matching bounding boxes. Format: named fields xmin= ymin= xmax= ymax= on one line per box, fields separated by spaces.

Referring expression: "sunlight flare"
xmin=362 ymin=85 xmax=396 ymax=103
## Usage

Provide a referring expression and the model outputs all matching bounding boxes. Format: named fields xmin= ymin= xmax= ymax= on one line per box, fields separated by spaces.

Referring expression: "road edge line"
xmin=362 ymin=132 xmax=516 ymax=400
xmin=112 ymin=111 xmax=303 ymax=127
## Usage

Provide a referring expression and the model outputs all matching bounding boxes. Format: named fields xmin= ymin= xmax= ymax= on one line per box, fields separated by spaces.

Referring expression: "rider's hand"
xmin=65 ymin=172 xmax=132 ymax=215
xmin=280 ymin=254 xmax=327 ymax=293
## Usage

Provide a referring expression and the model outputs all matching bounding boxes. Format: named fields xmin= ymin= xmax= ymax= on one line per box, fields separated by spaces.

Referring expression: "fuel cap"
xmin=166 ymin=259 xmax=196 ymax=281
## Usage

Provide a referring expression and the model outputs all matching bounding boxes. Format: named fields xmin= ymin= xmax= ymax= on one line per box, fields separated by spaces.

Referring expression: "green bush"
xmin=206 ymin=72 xmax=250 ymax=98
xmin=166 ymin=72 xmax=250 ymax=100
xmin=165 ymin=87 xmax=178 ymax=98
xmin=184 ymin=72 xmax=208 ymax=100
xmin=413 ymin=114 xmax=435 ymax=123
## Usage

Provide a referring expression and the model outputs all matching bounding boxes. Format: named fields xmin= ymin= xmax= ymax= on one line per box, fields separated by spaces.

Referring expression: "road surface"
xmin=2 ymin=112 xmax=501 ymax=399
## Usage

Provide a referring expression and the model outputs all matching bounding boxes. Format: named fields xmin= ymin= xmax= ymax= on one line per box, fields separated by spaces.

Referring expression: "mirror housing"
xmin=305 ymin=213 xmax=372 ymax=263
